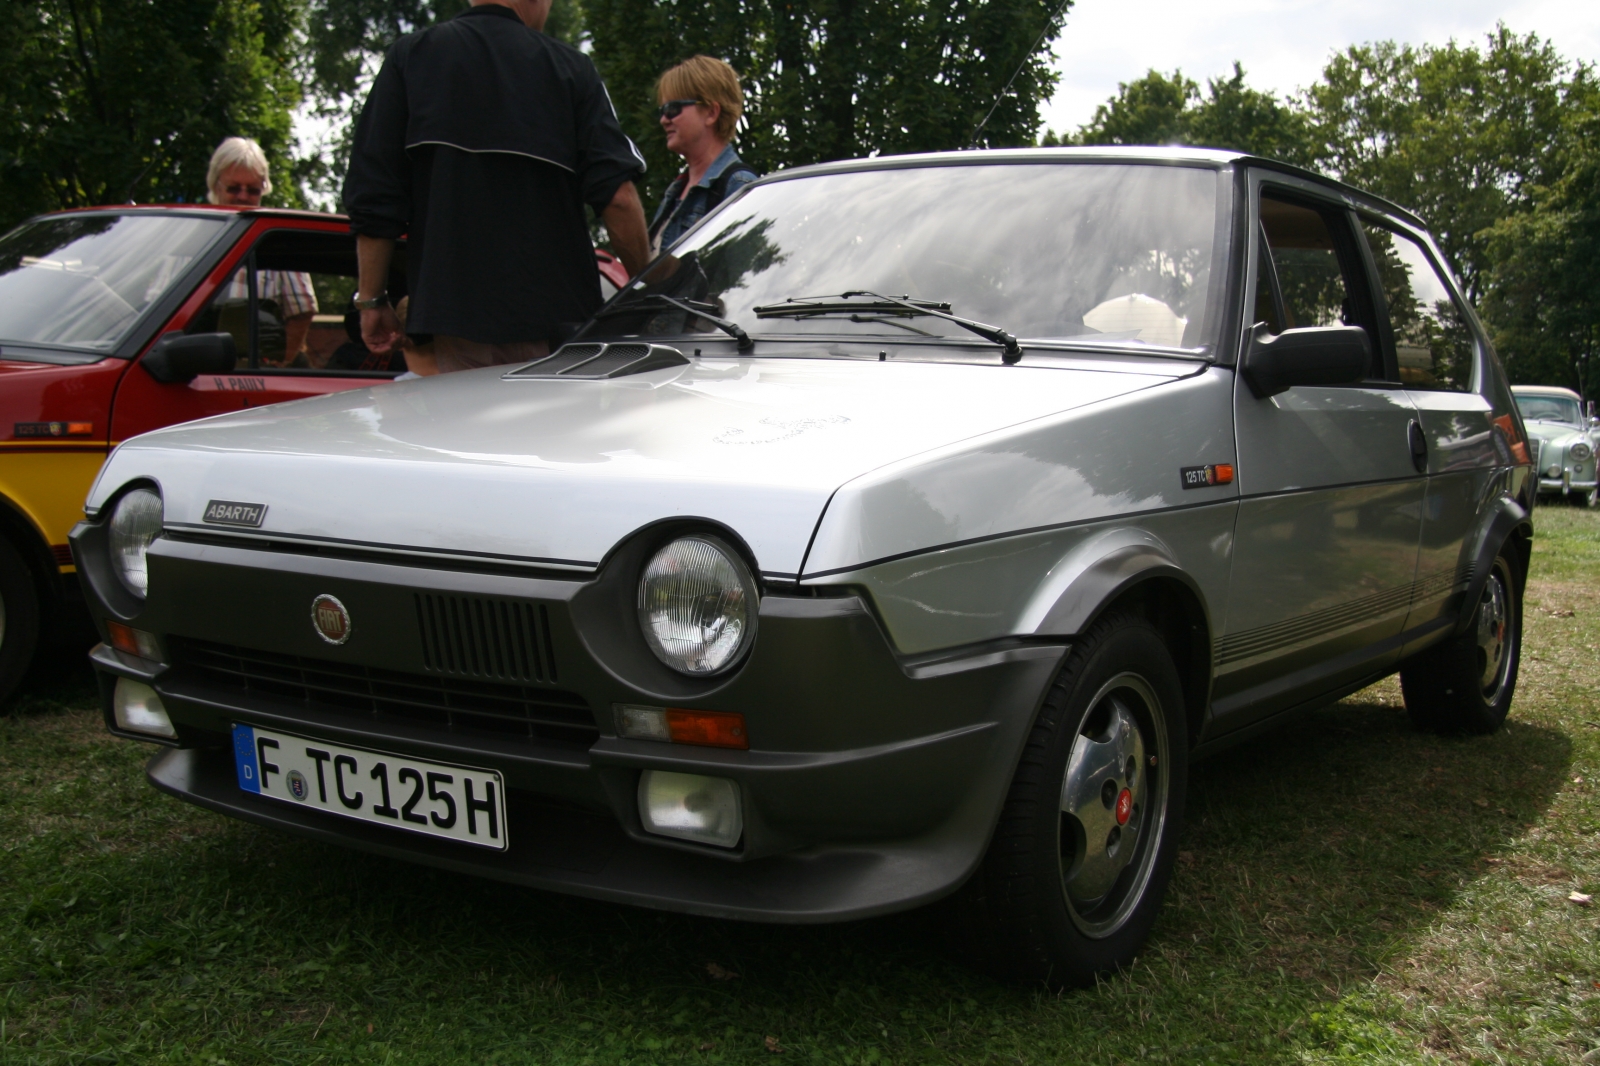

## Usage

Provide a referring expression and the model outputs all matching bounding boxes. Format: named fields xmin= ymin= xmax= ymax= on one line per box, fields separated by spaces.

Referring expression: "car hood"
xmin=1522 ymin=420 xmax=1589 ymax=444
xmin=89 ymin=355 xmax=1190 ymax=577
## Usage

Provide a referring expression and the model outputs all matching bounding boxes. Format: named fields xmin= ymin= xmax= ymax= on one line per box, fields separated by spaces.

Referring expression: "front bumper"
xmin=78 ymin=532 xmax=1063 ymax=922
xmin=1536 ymin=475 xmax=1597 ymax=496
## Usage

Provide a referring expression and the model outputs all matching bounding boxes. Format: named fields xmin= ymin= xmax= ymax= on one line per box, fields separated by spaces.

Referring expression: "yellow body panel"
xmin=0 ymin=446 xmax=110 ymax=571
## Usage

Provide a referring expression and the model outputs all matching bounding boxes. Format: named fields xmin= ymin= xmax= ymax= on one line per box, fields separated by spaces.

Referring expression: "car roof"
xmin=754 ymin=145 xmax=1428 ymax=230
xmin=1511 ymin=385 xmax=1582 ymax=400
xmin=22 ymin=204 xmax=349 ymax=224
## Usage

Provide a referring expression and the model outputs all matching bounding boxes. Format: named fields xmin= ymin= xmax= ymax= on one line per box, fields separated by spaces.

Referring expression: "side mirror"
xmin=1242 ymin=323 xmax=1371 ymax=398
xmin=141 ymin=332 xmax=237 ymax=384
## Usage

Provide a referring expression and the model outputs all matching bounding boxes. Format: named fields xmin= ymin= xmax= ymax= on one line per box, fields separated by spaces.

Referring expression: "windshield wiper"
xmin=754 ymin=290 xmax=1023 ymax=364
xmin=592 ymin=292 xmax=752 ymax=351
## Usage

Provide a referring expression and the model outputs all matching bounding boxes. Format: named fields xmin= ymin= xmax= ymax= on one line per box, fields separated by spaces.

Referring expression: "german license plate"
xmin=231 ymin=724 xmax=507 ymax=850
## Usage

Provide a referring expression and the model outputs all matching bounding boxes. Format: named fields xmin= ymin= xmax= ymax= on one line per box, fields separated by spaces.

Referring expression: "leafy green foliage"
xmin=1480 ymin=82 xmax=1600 ymax=394
xmin=1306 ymin=29 xmax=1575 ymax=302
xmin=1064 ymin=64 xmax=1311 ymax=165
xmin=0 ymin=0 xmax=306 ymax=232
xmin=585 ymin=0 xmax=1071 ymax=205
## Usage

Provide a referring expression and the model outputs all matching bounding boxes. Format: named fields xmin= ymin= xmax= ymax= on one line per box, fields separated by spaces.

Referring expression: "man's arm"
xmin=601 ymin=181 xmax=650 ymax=277
xmin=357 ymin=235 xmax=403 ymax=353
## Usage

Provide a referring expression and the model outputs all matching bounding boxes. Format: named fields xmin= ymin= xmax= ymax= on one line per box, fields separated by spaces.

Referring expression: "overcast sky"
xmin=1038 ymin=0 xmax=1599 ymax=137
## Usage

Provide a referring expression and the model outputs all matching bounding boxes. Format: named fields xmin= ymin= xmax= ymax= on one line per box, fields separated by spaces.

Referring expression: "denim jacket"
xmin=649 ymin=144 xmax=757 ymax=252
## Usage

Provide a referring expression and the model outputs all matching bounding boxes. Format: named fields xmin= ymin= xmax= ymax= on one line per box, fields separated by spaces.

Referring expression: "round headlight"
xmin=109 ymin=488 xmax=163 ymax=596
xmin=637 ymin=535 xmax=758 ymax=676
xmin=1571 ymin=442 xmax=1593 ymax=461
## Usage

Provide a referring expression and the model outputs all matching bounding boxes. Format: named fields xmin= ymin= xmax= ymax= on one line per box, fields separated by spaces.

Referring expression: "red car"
xmin=0 ymin=204 xmax=630 ymax=701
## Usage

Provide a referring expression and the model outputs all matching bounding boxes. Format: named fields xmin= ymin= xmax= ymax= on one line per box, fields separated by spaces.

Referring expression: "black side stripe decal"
xmin=1217 ymin=562 xmax=1473 ymax=665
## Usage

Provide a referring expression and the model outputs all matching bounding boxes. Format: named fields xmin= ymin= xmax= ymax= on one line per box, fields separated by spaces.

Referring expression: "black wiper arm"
xmin=593 ymin=292 xmax=753 ymax=351
xmin=754 ymin=291 xmax=1021 ymax=363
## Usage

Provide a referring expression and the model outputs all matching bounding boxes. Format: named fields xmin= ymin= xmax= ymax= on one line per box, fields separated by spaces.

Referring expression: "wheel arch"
xmin=1458 ymin=495 xmax=1533 ymax=637
xmin=0 ymin=491 xmax=63 ymax=607
xmin=1021 ymin=529 xmax=1214 ymax=748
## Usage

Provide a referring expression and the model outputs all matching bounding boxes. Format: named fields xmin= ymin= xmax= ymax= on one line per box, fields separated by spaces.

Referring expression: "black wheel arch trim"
xmin=1454 ymin=494 xmax=1532 ymax=638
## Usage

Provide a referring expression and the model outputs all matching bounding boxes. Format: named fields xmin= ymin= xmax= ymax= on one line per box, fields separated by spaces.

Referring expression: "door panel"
xmin=1217 ymin=388 xmax=1423 ymax=722
xmin=110 ymin=225 xmax=402 ymax=443
xmin=1404 ymin=390 xmax=1499 ymax=632
xmin=1357 ymin=218 xmax=1502 ymax=636
xmin=1212 ymin=183 xmax=1423 ymax=732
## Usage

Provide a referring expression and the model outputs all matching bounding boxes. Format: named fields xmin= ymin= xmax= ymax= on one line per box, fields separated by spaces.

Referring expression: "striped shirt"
xmin=224 ymin=270 xmax=319 ymax=319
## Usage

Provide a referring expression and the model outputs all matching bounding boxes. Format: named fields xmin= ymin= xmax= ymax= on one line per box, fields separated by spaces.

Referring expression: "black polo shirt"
xmin=342 ymin=4 xmax=645 ymax=344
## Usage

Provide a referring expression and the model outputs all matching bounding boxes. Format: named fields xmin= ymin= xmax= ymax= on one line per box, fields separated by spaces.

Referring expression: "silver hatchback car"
xmin=73 ymin=147 xmax=1532 ymax=986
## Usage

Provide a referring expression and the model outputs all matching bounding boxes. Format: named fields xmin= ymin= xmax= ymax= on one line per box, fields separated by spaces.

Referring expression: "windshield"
xmin=594 ymin=162 xmax=1227 ymax=352
xmin=1515 ymin=394 xmax=1582 ymax=426
xmin=0 ymin=213 xmax=226 ymax=353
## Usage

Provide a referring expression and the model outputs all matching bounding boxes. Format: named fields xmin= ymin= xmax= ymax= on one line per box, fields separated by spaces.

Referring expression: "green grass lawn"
xmin=3 ymin=507 xmax=1597 ymax=1065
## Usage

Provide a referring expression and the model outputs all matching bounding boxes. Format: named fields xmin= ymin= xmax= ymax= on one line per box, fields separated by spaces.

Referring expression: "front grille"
xmin=174 ymin=639 xmax=596 ymax=746
xmin=414 ymin=594 xmax=558 ymax=683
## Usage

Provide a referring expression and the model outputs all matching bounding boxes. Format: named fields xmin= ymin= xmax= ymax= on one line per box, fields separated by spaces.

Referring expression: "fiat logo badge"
xmin=310 ymin=594 xmax=351 ymax=645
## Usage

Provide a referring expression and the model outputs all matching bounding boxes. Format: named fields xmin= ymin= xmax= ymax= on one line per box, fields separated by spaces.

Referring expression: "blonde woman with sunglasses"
xmin=649 ymin=56 xmax=758 ymax=255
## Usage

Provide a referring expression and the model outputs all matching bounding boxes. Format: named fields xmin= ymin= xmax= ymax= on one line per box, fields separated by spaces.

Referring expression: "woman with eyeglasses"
xmin=648 ymin=56 xmax=758 ymax=255
xmin=206 ymin=137 xmax=319 ymax=367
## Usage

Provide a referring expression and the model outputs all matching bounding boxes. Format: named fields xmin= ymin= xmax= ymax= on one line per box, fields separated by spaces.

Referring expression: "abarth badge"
xmin=311 ymin=594 xmax=351 ymax=645
xmin=203 ymin=500 xmax=267 ymax=527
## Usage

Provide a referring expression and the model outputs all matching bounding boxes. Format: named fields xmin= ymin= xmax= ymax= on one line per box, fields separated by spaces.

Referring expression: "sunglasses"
xmin=224 ymin=183 xmax=263 ymax=197
xmin=657 ymin=99 xmax=701 ymax=120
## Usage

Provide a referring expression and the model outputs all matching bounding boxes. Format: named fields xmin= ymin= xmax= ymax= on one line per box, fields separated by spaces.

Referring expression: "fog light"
xmin=106 ymin=621 xmax=162 ymax=661
xmin=113 ymin=678 xmax=176 ymax=739
xmin=638 ymin=770 xmax=742 ymax=848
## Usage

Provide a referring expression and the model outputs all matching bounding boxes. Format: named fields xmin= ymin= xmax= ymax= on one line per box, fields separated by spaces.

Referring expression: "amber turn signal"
xmin=1212 ymin=463 xmax=1234 ymax=484
xmin=616 ymin=704 xmax=749 ymax=749
xmin=106 ymin=621 xmax=161 ymax=660
xmin=665 ymin=709 xmax=748 ymax=749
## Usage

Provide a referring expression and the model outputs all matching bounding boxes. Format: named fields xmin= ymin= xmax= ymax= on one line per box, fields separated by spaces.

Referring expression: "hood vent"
xmin=504 ymin=342 xmax=688 ymax=380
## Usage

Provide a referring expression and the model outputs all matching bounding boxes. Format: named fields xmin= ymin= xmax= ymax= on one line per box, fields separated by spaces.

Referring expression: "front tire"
xmin=0 ymin=538 xmax=42 ymax=706
xmin=951 ymin=609 xmax=1187 ymax=986
xmin=1401 ymin=546 xmax=1522 ymax=734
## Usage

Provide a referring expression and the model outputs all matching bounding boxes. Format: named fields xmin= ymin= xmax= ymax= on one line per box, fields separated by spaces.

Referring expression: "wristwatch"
xmin=353 ymin=292 xmax=389 ymax=311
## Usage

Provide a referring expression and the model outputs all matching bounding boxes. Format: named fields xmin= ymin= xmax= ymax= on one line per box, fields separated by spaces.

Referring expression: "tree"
xmin=583 ymin=0 xmax=1071 ymax=205
xmin=1071 ymin=64 xmax=1311 ymax=165
xmin=1304 ymin=28 xmax=1574 ymax=300
xmin=1074 ymin=69 xmax=1195 ymax=148
xmin=0 ymin=0 xmax=305 ymax=232
xmin=1187 ymin=63 xmax=1312 ymax=166
xmin=1480 ymin=80 xmax=1600 ymax=395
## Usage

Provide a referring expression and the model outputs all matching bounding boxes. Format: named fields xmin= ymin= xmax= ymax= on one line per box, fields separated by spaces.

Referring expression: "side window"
xmin=186 ymin=230 xmax=405 ymax=373
xmin=1254 ymin=192 xmax=1369 ymax=334
xmin=1359 ymin=221 xmax=1475 ymax=392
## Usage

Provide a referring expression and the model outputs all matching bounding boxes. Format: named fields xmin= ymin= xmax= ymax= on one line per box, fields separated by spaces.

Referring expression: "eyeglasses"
xmin=657 ymin=99 xmax=701 ymax=120
xmin=223 ymin=183 xmax=263 ymax=197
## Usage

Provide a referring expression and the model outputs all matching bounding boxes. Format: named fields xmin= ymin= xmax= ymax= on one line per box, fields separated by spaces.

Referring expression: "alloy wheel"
xmin=1058 ymin=672 xmax=1169 ymax=938
xmin=1475 ymin=564 xmax=1514 ymax=703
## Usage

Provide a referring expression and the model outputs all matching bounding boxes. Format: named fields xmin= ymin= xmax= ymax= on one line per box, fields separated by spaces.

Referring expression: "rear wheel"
xmin=951 ymin=609 xmax=1187 ymax=986
xmin=1401 ymin=547 xmax=1521 ymax=734
xmin=0 ymin=538 xmax=42 ymax=706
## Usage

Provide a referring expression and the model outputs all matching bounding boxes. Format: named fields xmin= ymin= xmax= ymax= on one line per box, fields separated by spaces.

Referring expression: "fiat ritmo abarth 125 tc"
xmin=73 ymin=148 xmax=1533 ymax=984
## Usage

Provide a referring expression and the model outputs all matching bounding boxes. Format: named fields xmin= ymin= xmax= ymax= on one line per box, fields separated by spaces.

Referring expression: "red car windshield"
xmin=0 ymin=213 xmax=226 ymax=355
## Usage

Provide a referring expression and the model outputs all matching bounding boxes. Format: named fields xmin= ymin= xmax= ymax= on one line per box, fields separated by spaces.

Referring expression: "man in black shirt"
xmin=343 ymin=0 xmax=650 ymax=372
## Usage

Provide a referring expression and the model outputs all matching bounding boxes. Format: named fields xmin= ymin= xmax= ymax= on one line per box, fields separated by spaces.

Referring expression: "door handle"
xmin=1408 ymin=420 xmax=1429 ymax=473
